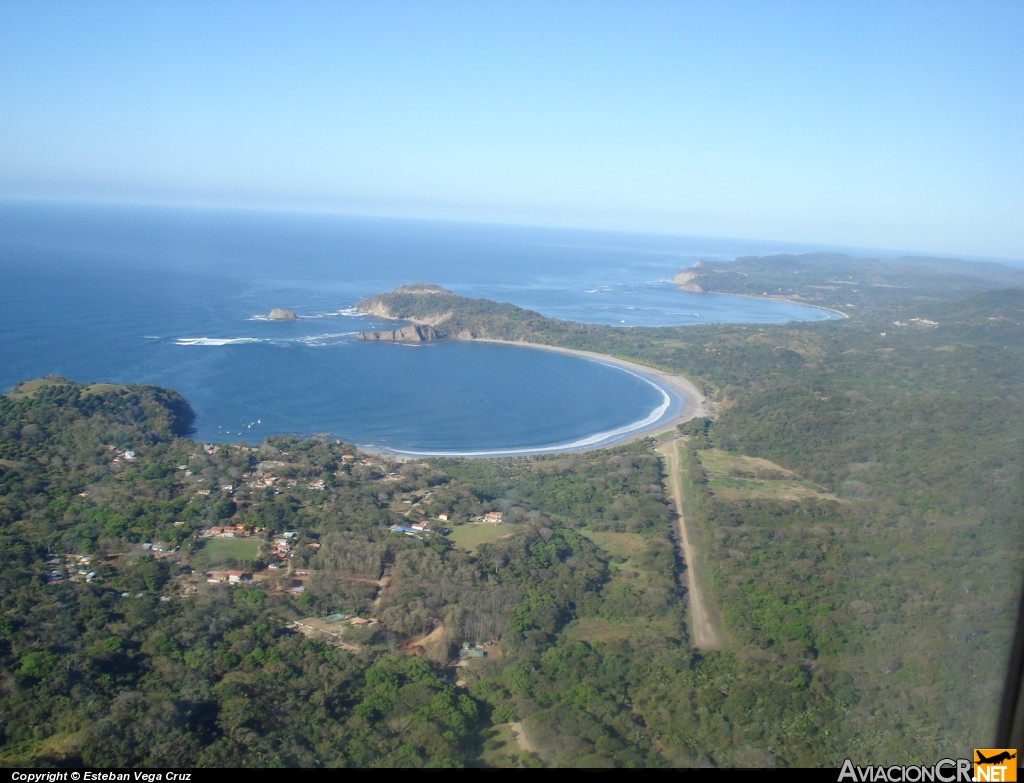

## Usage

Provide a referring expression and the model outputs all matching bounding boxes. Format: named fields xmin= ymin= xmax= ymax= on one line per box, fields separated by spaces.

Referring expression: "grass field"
xmin=8 ymin=377 xmax=75 ymax=397
xmin=700 ymin=447 xmax=837 ymax=502
xmin=577 ymin=529 xmax=683 ymax=641
xmin=562 ymin=616 xmax=635 ymax=644
xmin=563 ymin=615 xmax=679 ymax=645
xmin=7 ymin=378 xmax=127 ymax=398
xmin=582 ymin=529 xmax=656 ymax=589
xmin=83 ymin=383 xmax=123 ymax=396
xmin=193 ymin=537 xmax=261 ymax=567
xmin=447 ymin=523 xmax=520 ymax=554
xmin=582 ymin=530 xmax=648 ymax=561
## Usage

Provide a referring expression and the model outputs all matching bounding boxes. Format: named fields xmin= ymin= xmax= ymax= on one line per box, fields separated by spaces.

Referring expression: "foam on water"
xmin=248 ymin=308 xmax=365 ymax=321
xmin=175 ymin=332 xmax=358 ymax=348
xmin=296 ymin=332 xmax=358 ymax=346
xmin=174 ymin=337 xmax=263 ymax=346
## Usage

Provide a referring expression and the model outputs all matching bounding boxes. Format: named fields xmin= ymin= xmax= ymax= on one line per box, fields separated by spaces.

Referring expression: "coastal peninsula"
xmin=666 ymin=252 xmax=1024 ymax=311
xmin=356 ymin=284 xmax=555 ymax=342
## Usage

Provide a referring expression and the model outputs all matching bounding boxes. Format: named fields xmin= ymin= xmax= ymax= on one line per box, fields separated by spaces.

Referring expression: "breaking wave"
xmin=175 ymin=332 xmax=357 ymax=347
xmin=174 ymin=337 xmax=263 ymax=346
xmin=247 ymin=307 xmax=366 ymax=321
xmin=296 ymin=332 xmax=358 ymax=346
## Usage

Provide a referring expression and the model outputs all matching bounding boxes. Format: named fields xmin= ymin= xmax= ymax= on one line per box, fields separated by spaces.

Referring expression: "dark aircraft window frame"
xmin=998 ymin=579 xmax=1024 ymax=749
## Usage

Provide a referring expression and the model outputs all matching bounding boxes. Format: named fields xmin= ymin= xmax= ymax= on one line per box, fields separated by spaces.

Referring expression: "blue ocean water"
xmin=0 ymin=201 xmax=839 ymax=454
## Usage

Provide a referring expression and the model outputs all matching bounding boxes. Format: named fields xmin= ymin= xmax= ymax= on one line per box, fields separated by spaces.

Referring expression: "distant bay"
xmin=0 ymin=201 xmax=840 ymax=454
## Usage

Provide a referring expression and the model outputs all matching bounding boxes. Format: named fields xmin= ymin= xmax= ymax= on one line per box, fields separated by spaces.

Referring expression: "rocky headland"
xmin=357 ymin=324 xmax=443 ymax=342
xmin=355 ymin=284 xmax=556 ymax=343
xmin=672 ymin=260 xmax=708 ymax=292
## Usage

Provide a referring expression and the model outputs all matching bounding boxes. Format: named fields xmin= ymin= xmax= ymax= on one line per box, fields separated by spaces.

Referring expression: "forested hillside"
xmin=1 ymin=253 xmax=1021 ymax=767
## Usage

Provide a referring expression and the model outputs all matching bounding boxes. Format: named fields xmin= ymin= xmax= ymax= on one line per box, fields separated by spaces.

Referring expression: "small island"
xmin=267 ymin=308 xmax=297 ymax=320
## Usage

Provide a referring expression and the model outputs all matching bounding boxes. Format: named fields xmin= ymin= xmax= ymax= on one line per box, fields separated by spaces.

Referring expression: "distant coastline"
xmin=718 ymin=292 xmax=849 ymax=320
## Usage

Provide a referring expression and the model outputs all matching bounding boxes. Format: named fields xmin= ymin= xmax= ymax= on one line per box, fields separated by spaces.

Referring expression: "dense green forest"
xmin=1 ymin=254 xmax=1021 ymax=767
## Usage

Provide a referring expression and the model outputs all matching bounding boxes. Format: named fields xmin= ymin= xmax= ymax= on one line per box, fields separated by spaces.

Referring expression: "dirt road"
xmin=657 ymin=437 xmax=725 ymax=650
xmin=510 ymin=722 xmax=535 ymax=755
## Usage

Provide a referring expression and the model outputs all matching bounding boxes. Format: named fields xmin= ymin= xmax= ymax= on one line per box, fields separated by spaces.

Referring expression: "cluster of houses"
xmin=391 ymin=490 xmax=506 ymax=535
xmin=390 ymin=510 xmax=503 ymax=538
xmin=341 ymin=454 xmax=376 ymax=466
xmin=52 ymin=438 xmax=514 ymax=665
xmin=391 ymin=489 xmax=441 ymax=537
xmin=175 ymin=453 xmax=335 ymax=500
xmin=252 ymin=473 xmax=286 ymax=490
xmin=459 ymin=640 xmax=496 ymax=659
xmin=206 ymin=570 xmax=251 ymax=583
xmin=269 ymin=531 xmax=298 ymax=560
xmin=391 ymin=522 xmax=431 ymax=538
xmin=203 ymin=524 xmax=264 ymax=539
xmin=292 ymin=614 xmax=378 ymax=650
xmin=167 ymin=445 xmax=392 ymax=510
xmin=102 ymin=444 xmax=137 ymax=464
xmin=244 ymin=471 xmax=331 ymax=493
xmin=44 ymin=554 xmax=96 ymax=585
xmin=316 ymin=613 xmax=379 ymax=627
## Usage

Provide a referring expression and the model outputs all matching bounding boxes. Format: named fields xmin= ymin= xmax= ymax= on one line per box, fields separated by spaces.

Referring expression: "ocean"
xmin=0 ymin=200 xmax=840 ymax=455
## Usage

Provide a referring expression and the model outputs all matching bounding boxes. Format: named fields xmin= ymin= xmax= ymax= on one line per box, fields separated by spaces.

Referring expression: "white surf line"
xmin=175 ymin=332 xmax=358 ymax=347
xmin=247 ymin=307 xmax=367 ymax=321
xmin=174 ymin=337 xmax=263 ymax=346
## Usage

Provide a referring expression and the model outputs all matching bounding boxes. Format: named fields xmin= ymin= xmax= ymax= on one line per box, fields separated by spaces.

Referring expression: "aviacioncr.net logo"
xmin=837 ymin=758 xmax=973 ymax=782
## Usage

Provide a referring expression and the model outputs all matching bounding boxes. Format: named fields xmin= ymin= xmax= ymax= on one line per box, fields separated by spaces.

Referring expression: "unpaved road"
xmin=658 ymin=437 xmax=725 ymax=650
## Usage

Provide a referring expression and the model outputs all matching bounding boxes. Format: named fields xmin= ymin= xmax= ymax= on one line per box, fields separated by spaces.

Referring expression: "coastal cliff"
xmin=356 ymin=324 xmax=443 ymax=342
xmin=672 ymin=261 xmax=708 ymax=293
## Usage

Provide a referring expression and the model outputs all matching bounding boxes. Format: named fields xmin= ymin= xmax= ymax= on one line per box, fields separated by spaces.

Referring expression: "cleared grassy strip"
xmin=476 ymin=723 xmax=538 ymax=768
xmin=8 ymin=378 xmax=126 ymax=398
xmin=700 ymin=447 xmax=836 ymax=502
xmin=581 ymin=529 xmax=659 ymax=591
xmin=83 ymin=383 xmax=124 ymax=396
xmin=563 ymin=617 xmax=635 ymax=644
xmin=581 ymin=529 xmax=648 ymax=562
xmin=8 ymin=377 xmax=75 ymax=397
xmin=193 ymin=537 xmax=261 ymax=567
xmin=447 ymin=523 xmax=521 ymax=554
xmin=675 ymin=443 xmax=727 ymax=648
xmin=579 ymin=528 xmax=686 ymax=640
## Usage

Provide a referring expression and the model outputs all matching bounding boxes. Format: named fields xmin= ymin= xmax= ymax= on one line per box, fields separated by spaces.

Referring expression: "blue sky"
xmin=1 ymin=0 xmax=1022 ymax=259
